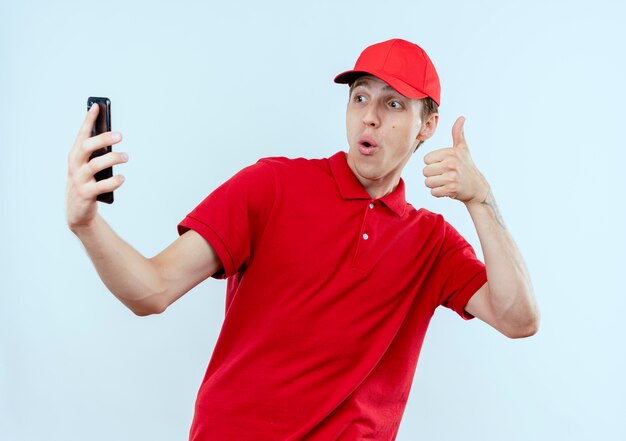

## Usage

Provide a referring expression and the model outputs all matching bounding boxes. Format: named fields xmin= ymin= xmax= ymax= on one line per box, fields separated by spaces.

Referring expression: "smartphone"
xmin=87 ymin=96 xmax=114 ymax=204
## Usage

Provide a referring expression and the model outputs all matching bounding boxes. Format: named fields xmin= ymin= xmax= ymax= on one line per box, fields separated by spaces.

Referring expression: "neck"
xmin=351 ymin=171 xmax=400 ymax=200
xmin=345 ymin=152 xmax=404 ymax=200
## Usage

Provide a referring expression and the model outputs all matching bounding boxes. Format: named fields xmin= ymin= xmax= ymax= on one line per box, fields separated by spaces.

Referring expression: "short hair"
xmin=348 ymin=81 xmax=439 ymax=152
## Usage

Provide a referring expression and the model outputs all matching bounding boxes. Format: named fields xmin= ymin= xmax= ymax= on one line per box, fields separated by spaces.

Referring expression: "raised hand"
xmin=422 ymin=116 xmax=489 ymax=205
xmin=66 ymin=103 xmax=128 ymax=231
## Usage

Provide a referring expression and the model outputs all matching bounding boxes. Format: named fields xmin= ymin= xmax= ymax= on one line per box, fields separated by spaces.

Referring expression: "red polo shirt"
xmin=177 ymin=152 xmax=487 ymax=440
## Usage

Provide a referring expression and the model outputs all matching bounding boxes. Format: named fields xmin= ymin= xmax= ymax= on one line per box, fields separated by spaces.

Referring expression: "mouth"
xmin=358 ymin=136 xmax=379 ymax=156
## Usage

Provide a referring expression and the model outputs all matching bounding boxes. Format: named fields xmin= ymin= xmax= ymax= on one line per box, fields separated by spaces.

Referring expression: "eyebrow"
xmin=351 ymin=78 xmax=397 ymax=94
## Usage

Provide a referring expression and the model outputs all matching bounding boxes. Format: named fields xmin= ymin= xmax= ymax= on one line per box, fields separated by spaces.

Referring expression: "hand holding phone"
xmin=66 ymin=97 xmax=127 ymax=231
xmin=87 ymin=97 xmax=114 ymax=203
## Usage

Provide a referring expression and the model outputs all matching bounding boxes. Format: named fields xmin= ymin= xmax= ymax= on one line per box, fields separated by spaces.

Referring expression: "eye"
xmin=388 ymin=100 xmax=403 ymax=109
xmin=353 ymin=94 xmax=367 ymax=103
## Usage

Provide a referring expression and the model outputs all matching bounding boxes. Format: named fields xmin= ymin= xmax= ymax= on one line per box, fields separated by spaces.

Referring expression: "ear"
xmin=417 ymin=113 xmax=439 ymax=142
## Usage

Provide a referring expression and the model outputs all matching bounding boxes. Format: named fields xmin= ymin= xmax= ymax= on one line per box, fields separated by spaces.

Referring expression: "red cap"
xmin=334 ymin=38 xmax=441 ymax=106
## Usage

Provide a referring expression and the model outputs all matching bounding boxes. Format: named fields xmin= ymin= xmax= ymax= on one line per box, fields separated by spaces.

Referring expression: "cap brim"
xmin=334 ymin=69 xmax=430 ymax=101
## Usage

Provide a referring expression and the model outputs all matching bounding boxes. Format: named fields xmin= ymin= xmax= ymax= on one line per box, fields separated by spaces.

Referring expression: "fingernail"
xmin=112 ymin=132 xmax=121 ymax=141
xmin=120 ymin=152 xmax=128 ymax=161
xmin=90 ymin=104 xmax=98 ymax=112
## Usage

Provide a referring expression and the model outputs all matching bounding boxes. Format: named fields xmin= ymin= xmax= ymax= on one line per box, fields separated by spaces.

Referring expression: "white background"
xmin=1 ymin=0 xmax=625 ymax=440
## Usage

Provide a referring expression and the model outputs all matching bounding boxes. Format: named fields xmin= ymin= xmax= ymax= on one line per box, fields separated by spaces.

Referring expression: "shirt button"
xmin=369 ymin=203 xmax=374 ymax=209
xmin=362 ymin=233 xmax=369 ymax=240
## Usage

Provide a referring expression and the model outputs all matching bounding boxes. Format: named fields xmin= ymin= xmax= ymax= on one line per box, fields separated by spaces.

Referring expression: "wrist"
xmin=467 ymin=186 xmax=507 ymax=229
xmin=69 ymin=215 xmax=100 ymax=238
xmin=464 ymin=183 xmax=491 ymax=208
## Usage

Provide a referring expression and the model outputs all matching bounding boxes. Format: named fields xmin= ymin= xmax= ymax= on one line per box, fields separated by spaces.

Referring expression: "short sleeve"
xmin=177 ymin=160 xmax=276 ymax=279
xmin=433 ymin=219 xmax=487 ymax=320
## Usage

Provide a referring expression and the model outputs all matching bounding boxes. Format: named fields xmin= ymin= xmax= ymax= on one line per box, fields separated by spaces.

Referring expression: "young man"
xmin=66 ymin=39 xmax=539 ymax=440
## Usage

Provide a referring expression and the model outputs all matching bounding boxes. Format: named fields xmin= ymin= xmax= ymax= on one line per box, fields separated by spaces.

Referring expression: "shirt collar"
xmin=328 ymin=151 xmax=407 ymax=217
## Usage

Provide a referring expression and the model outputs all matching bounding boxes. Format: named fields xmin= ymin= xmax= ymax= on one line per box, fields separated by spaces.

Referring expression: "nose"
xmin=362 ymin=103 xmax=380 ymax=128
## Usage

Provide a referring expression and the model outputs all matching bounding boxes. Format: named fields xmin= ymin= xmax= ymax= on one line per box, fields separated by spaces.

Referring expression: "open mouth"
xmin=358 ymin=137 xmax=378 ymax=156
xmin=358 ymin=136 xmax=378 ymax=149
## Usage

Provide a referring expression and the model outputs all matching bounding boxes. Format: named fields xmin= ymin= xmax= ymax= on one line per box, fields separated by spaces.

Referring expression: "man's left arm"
xmin=423 ymin=116 xmax=540 ymax=338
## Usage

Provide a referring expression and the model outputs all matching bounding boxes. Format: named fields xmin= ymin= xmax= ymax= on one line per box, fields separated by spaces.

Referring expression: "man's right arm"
xmin=67 ymin=104 xmax=221 ymax=316
xmin=71 ymin=216 xmax=221 ymax=316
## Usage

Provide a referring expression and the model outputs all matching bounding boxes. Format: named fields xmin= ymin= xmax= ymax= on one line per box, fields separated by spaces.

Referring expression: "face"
xmin=345 ymin=75 xmax=437 ymax=196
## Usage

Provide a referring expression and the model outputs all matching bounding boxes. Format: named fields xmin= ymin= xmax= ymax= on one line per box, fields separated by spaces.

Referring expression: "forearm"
xmin=70 ymin=214 xmax=165 ymax=316
xmin=466 ymin=189 xmax=539 ymax=335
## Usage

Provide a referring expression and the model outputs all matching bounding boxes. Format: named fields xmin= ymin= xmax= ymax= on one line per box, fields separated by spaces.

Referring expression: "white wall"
xmin=1 ymin=0 xmax=624 ymax=439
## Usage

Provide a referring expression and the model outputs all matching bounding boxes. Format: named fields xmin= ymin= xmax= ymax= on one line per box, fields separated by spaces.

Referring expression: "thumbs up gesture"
xmin=423 ymin=116 xmax=489 ymax=204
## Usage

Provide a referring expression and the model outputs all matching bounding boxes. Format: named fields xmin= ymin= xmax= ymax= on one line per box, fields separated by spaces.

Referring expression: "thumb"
xmin=452 ymin=116 xmax=467 ymax=149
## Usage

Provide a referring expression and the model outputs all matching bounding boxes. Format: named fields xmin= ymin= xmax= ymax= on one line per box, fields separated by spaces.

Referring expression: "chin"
xmin=354 ymin=161 xmax=386 ymax=182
